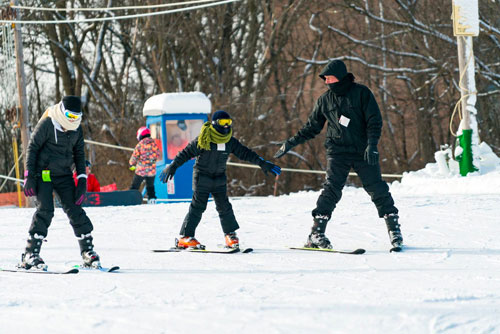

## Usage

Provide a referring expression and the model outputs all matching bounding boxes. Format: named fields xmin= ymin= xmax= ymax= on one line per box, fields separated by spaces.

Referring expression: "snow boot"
xmin=176 ymin=236 xmax=204 ymax=249
xmin=224 ymin=232 xmax=239 ymax=249
xmin=19 ymin=234 xmax=47 ymax=270
xmin=384 ymin=213 xmax=403 ymax=247
xmin=78 ymin=233 xmax=101 ymax=268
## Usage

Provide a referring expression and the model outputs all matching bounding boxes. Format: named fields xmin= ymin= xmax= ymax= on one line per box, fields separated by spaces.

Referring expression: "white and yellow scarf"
xmin=46 ymin=102 xmax=81 ymax=131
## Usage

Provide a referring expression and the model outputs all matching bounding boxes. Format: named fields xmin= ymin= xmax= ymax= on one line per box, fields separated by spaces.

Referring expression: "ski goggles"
xmin=64 ymin=110 xmax=82 ymax=120
xmin=214 ymin=118 xmax=232 ymax=126
xmin=60 ymin=103 xmax=82 ymax=120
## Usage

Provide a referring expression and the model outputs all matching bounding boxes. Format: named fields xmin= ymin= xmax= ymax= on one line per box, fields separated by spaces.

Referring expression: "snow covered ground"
xmin=1 ymin=164 xmax=500 ymax=334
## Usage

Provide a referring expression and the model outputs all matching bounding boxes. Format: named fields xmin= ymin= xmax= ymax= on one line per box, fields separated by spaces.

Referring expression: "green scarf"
xmin=197 ymin=121 xmax=232 ymax=150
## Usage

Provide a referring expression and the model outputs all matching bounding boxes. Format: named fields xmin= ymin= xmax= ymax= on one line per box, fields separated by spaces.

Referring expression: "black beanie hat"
xmin=211 ymin=110 xmax=232 ymax=135
xmin=62 ymin=96 xmax=82 ymax=113
xmin=319 ymin=60 xmax=348 ymax=81
xmin=212 ymin=110 xmax=231 ymax=121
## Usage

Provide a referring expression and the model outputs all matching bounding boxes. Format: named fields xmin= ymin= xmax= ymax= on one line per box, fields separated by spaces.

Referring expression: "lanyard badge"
xmin=42 ymin=170 xmax=51 ymax=182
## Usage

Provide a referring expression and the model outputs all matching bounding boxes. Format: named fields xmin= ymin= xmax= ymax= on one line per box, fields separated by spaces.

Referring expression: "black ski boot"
xmin=305 ymin=215 xmax=333 ymax=249
xmin=384 ymin=213 xmax=403 ymax=248
xmin=78 ymin=233 xmax=101 ymax=268
xmin=19 ymin=234 xmax=47 ymax=270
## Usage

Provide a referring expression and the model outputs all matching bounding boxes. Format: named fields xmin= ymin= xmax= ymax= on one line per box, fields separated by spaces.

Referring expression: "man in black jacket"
xmin=274 ymin=60 xmax=402 ymax=250
xmin=160 ymin=110 xmax=281 ymax=250
xmin=21 ymin=96 xmax=101 ymax=270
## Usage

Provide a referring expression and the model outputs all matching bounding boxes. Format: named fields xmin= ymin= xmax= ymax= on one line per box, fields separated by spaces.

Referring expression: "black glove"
xmin=364 ymin=141 xmax=379 ymax=165
xmin=259 ymin=158 xmax=282 ymax=176
xmin=75 ymin=178 xmax=87 ymax=205
xmin=274 ymin=141 xmax=294 ymax=159
xmin=160 ymin=163 xmax=177 ymax=183
xmin=23 ymin=171 xmax=37 ymax=197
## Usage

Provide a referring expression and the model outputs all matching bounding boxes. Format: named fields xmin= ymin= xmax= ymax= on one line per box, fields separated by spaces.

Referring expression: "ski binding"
xmin=74 ymin=264 xmax=120 ymax=272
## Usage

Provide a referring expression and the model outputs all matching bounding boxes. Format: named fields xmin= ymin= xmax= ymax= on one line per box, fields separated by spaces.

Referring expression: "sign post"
xmin=452 ymin=0 xmax=479 ymax=176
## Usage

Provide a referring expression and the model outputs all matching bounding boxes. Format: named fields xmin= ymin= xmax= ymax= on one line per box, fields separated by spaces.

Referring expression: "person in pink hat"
xmin=129 ymin=126 xmax=160 ymax=203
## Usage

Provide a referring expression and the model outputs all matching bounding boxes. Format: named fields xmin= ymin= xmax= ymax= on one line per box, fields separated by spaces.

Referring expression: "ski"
xmin=0 ymin=267 xmax=79 ymax=275
xmin=152 ymin=247 xmax=253 ymax=254
xmin=73 ymin=265 xmax=120 ymax=272
xmin=290 ymin=247 xmax=366 ymax=255
xmin=215 ymin=245 xmax=254 ymax=253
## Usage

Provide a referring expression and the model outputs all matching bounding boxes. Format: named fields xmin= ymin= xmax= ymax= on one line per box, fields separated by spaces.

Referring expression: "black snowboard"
xmin=82 ymin=190 xmax=143 ymax=207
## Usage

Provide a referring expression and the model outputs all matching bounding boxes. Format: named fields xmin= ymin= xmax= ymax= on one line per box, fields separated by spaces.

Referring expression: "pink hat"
xmin=136 ymin=126 xmax=151 ymax=141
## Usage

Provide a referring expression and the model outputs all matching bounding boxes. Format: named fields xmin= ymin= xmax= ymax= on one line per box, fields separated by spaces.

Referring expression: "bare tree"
xmin=291 ymin=0 xmax=500 ymax=175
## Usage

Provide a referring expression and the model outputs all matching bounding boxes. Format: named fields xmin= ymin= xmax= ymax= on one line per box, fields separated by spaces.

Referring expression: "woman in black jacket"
xmin=160 ymin=110 xmax=281 ymax=250
xmin=21 ymin=96 xmax=100 ymax=270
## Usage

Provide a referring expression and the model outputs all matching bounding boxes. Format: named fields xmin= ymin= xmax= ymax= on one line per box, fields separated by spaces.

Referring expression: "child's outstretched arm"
xmin=231 ymin=138 xmax=281 ymax=176
xmin=159 ymin=138 xmax=201 ymax=183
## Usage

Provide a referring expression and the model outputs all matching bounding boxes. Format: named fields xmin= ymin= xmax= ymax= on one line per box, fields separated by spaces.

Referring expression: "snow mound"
xmin=391 ymin=142 xmax=500 ymax=195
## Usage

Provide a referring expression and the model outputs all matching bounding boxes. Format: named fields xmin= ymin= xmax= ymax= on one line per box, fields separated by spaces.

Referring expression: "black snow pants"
xmin=130 ymin=174 xmax=156 ymax=199
xmin=29 ymin=175 xmax=93 ymax=238
xmin=312 ymin=153 xmax=398 ymax=219
xmin=180 ymin=173 xmax=238 ymax=237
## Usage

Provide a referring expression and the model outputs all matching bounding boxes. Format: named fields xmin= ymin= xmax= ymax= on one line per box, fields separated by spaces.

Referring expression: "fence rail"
xmin=83 ymin=139 xmax=403 ymax=179
xmin=0 ymin=139 xmax=404 ymax=186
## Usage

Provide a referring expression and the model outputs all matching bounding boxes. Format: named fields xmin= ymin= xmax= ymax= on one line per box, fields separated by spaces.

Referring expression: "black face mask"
xmin=213 ymin=123 xmax=232 ymax=135
xmin=328 ymin=73 xmax=355 ymax=95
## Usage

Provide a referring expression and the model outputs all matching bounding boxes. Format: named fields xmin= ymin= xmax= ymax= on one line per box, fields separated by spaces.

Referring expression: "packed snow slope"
xmin=1 ymin=166 xmax=500 ymax=334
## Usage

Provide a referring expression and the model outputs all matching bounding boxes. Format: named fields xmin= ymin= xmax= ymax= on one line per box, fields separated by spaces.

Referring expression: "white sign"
xmin=452 ymin=0 xmax=479 ymax=36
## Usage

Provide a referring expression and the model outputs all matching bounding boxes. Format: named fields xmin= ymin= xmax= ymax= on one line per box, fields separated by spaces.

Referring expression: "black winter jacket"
xmin=288 ymin=83 xmax=383 ymax=155
xmin=26 ymin=117 xmax=86 ymax=177
xmin=172 ymin=136 xmax=262 ymax=177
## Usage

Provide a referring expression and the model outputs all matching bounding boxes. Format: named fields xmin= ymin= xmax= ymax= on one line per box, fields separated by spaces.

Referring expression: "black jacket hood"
xmin=319 ymin=60 xmax=348 ymax=81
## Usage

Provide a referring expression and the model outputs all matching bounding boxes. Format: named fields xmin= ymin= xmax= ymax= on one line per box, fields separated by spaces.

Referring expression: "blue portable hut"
xmin=142 ymin=92 xmax=211 ymax=202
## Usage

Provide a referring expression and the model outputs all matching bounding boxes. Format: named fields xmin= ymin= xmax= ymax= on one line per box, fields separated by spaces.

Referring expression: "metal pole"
xmin=273 ymin=175 xmax=279 ymax=197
